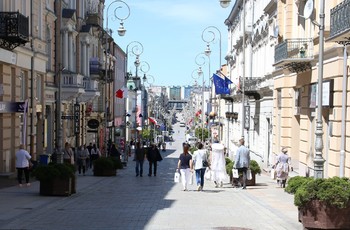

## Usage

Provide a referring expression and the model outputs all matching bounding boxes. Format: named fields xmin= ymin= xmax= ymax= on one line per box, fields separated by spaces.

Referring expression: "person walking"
xmin=15 ymin=144 xmax=32 ymax=187
xmin=110 ymin=143 xmax=121 ymax=160
xmin=275 ymin=147 xmax=291 ymax=188
xmin=234 ymin=138 xmax=250 ymax=189
xmin=78 ymin=145 xmax=89 ymax=176
xmin=91 ymin=144 xmax=101 ymax=167
xmin=87 ymin=142 xmax=93 ymax=168
xmin=177 ymin=143 xmax=193 ymax=191
xmin=210 ymin=141 xmax=228 ymax=188
xmin=147 ymin=143 xmax=162 ymax=176
xmin=192 ymin=142 xmax=208 ymax=191
xmin=63 ymin=142 xmax=74 ymax=165
xmin=134 ymin=142 xmax=146 ymax=177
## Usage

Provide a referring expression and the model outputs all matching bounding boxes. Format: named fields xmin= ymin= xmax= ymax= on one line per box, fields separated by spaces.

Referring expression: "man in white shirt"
xmin=15 ymin=144 xmax=32 ymax=187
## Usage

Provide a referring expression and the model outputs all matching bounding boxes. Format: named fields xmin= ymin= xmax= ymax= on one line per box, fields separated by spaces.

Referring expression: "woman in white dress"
xmin=210 ymin=142 xmax=228 ymax=188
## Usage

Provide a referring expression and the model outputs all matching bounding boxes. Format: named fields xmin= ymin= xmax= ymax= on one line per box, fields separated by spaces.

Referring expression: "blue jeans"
xmin=195 ymin=168 xmax=206 ymax=187
xmin=135 ymin=160 xmax=144 ymax=176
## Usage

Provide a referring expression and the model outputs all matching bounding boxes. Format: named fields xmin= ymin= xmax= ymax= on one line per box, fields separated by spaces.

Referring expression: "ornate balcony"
xmin=81 ymin=79 xmax=101 ymax=102
xmin=0 ymin=12 xmax=29 ymax=50
xmin=328 ymin=0 xmax=350 ymax=43
xmin=86 ymin=13 xmax=101 ymax=27
xmin=273 ymin=38 xmax=314 ymax=73
xmin=61 ymin=71 xmax=85 ymax=101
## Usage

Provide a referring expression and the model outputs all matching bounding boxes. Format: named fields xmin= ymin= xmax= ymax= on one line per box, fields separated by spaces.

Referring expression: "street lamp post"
xmin=56 ymin=64 xmax=66 ymax=164
xmin=314 ymin=0 xmax=326 ymax=179
xmin=219 ymin=0 xmax=231 ymax=8
xmin=195 ymin=53 xmax=208 ymax=142
xmin=140 ymin=61 xmax=150 ymax=134
xmin=202 ymin=26 xmax=222 ymax=141
xmin=104 ymin=0 xmax=130 ymax=156
xmin=125 ymin=41 xmax=144 ymax=143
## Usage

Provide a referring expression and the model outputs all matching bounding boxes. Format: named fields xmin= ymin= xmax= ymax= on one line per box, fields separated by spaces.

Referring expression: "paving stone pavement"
xmin=0 ymin=125 xmax=303 ymax=230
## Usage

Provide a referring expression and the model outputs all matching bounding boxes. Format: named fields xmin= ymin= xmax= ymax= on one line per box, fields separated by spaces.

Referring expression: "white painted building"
xmin=223 ymin=0 xmax=276 ymax=167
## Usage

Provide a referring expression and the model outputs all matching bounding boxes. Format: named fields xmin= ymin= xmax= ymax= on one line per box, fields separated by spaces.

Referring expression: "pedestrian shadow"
xmin=200 ymin=189 xmax=222 ymax=193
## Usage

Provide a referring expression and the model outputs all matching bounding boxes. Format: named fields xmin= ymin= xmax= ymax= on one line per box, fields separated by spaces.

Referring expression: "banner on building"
xmin=0 ymin=101 xmax=27 ymax=113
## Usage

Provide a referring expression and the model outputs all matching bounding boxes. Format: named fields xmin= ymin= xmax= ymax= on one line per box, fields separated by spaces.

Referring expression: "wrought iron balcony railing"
xmin=0 ymin=12 xmax=29 ymax=50
xmin=274 ymin=38 xmax=313 ymax=72
xmin=274 ymin=38 xmax=313 ymax=63
xmin=328 ymin=0 xmax=350 ymax=43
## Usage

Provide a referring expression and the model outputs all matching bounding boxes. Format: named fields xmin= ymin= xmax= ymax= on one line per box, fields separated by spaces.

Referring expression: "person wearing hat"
xmin=275 ymin=147 xmax=291 ymax=188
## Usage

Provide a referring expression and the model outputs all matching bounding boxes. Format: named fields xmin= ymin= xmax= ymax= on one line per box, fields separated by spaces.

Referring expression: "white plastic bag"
xmin=174 ymin=172 xmax=180 ymax=183
xmin=271 ymin=169 xmax=276 ymax=179
xmin=247 ymin=169 xmax=252 ymax=180
xmin=189 ymin=172 xmax=193 ymax=185
xmin=232 ymin=169 xmax=239 ymax=178
xmin=205 ymin=168 xmax=211 ymax=180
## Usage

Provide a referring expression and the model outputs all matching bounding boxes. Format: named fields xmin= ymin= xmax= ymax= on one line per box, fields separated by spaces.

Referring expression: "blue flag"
xmin=213 ymin=73 xmax=232 ymax=94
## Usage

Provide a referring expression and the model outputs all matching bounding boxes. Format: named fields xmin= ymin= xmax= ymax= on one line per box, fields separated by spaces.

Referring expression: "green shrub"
xmin=94 ymin=157 xmax=119 ymax=171
xmin=249 ymin=160 xmax=261 ymax=175
xmin=224 ymin=158 xmax=261 ymax=176
xmin=293 ymin=177 xmax=350 ymax=209
xmin=226 ymin=162 xmax=234 ymax=176
xmin=285 ymin=176 xmax=313 ymax=194
xmin=32 ymin=163 xmax=75 ymax=181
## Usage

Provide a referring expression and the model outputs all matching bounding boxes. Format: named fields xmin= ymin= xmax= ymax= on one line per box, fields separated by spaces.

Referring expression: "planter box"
xmin=93 ymin=169 xmax=116 ymax=177
xmin=39 ymin=178 xmax=72 ymax=196
xmin=231 ymin=172 xmax=256 ymax=186
xmin=299 ymin=200 xmax=350 ymax=229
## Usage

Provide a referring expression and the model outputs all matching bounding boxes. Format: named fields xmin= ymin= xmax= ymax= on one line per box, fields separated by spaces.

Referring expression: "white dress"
xmin=210 ymin=143 xmax=228 ymax=183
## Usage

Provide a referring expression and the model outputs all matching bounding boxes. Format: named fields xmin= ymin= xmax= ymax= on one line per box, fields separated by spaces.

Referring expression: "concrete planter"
xmin=299 ymin=200 xmax=350 ymax=229
xmin=39 ymin=177 xmax=72 ymax=196
xmin=93 ymin=169 xmax=116 ymax=177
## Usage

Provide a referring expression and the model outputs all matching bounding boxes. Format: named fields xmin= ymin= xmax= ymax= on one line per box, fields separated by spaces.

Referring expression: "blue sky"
xmin=105 ymin=0 xmax=232 ymax=87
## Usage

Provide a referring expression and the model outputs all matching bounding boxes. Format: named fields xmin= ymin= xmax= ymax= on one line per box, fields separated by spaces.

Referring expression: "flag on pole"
xmin=148 ymin=117 xmax=157 ymax=125
xmin=212 ymin=73 xmax=232 ymax=94
xmin=115 ymin=87 xmax=128 ymax=99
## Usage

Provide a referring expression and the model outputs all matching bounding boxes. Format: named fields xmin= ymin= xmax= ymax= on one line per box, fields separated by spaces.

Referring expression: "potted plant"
xmin=285 ymin=176 xmax=350 ymax=229
xmin=93 ymin=157 xmax=120 ymax=176
xmin=32 ymin=163 xmax=75 ymax=196
xmin=225 ymin=158 xmax=261 ymax=186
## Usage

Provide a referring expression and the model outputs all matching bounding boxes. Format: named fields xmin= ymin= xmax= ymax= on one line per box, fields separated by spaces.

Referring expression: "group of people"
xmin=176 ymin=138 xmax=252 ymax=191
xmin=134 ymin=142 xmax=163 ymax=177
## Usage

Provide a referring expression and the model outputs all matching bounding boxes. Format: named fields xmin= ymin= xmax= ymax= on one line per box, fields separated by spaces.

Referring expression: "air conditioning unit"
xmin=294 ymin=107 xmax=301 ymax=115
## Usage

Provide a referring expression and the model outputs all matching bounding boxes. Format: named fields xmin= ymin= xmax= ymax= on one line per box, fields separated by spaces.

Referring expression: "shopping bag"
xmin=232 ymin=169 xmax=239 ymax=178
xmin=205 ymin=168 xmax=211 ymax=180
xmin=247 ymin=169 xmax=252 ymax=180
xmin=174 ymin=172 xmax=180 ymax=183
xmin=189 ymin=172 xmax=193 ymax=185
xmin=270 ymin=169 xmax=276 ymax=179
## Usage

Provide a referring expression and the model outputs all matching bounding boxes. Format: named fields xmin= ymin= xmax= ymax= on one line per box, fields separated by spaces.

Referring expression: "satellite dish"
xmin=303 ymin=0 xmax=314 ymax=19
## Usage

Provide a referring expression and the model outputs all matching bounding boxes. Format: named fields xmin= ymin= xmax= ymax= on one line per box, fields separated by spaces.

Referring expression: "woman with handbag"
xmin=176 ymin=143 xmax=193 ymax=191
xmin=192 ymin=142 xmax=208 ymax=191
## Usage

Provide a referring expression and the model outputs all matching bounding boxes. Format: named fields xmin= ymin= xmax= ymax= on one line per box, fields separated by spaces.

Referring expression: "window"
xmin=295 ymin=88 xmax=302 ymax=107
xmin=277 ymin=89 xmax=281 ymax=109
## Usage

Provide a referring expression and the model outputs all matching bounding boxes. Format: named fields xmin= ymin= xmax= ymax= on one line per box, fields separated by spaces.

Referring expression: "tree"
xmin=195 ymin=127 xmax=209 ymax=141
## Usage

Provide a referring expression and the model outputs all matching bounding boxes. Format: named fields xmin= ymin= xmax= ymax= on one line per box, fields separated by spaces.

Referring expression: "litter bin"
xmin=39 ymin=154 xmax=49 ymax=165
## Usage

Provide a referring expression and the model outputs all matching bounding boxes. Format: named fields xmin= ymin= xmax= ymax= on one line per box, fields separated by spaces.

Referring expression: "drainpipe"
xmin=340 ymin=45 xmax=348 ymax=177
xmin=241 ymin=0 xmax=246 ymax=139
xmin=30 ymin=0 xmax=36 ymax=160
